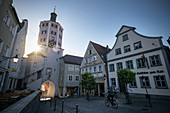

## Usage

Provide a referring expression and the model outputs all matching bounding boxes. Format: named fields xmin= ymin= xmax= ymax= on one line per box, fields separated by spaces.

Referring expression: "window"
xmin=149 ymin=55 xmax=162 ymax=66
xmin=115 ymin=48 xmax=121 ymax=55
xmin=124 ymin=45 xmax=131 ymax=53
xmin=44 ymin=38 xmax=45 ymax=42
xmin=82 ymin=69 xmax=84 ymax=74
xmin=154 ymin=76 xmax=167 ymax=88
xmin=42 ymin=30 xmax=46 ymax=34
xmin=85 ymin=68 xmax=88 ymax=72
xmin=55 ymin=25 xmax=57 ymax=28
xmin=3 ymin=11 xmax=10 ymax=26
xmin=89 ymin=49 xmax=92 ymax=55
xmin=85 ymin=58 xmax=88 ymax=63
xmin=140 ymin=76 xmax=151 ymax=88
xmin=3 ymin=45 xmax=9 ymax=56
xmin=51 ymin=24 xmax=53 ymax=27
xmin=46 ymin=23 xmax=48 ymax=26
xmin=111 ymin=78 xmax=116 ymax=87
xmin=42 ymin=23 xmax=44 ymax=26
xmin=59 ymin=35 xmax=62 ymax=39
xmin=33 ymin=62 xmax=37 ymax=68
xmin=93 ymin=55 xmax=97 ymax=61
xmin=89 ymin=67 xmax=92 ymax=73
xmin=0 ymin=39 xmax=4 ymax=52
xmin=68 ymin=75 xmax=73 ymax=81
xmin=129 ymin=78 xmax=137 ymax=88
xmin=134 ymin=41 xmax=142 ymax=50
xmin=98 ymin=73 xmax=102 ymax=76
xmin=58 ymin=42 xmax=61 ymax=47
xmin=46 ymin=68 xmax=52 ymax=74
xmin=75 ymin=75 xmax=79 ymax=81
xmin=68 ymin=64 xmax=74 ymax=71
xmin=51 ymin=31 xmax=53 ymax=34
xmin=75 ymin=65 xmax=79 ymax=71
xmin=40 ymin=38 xmax=42 ymax=42
xmin=99 ymin=65 xmax=102 ymax=72
xmin=126 ymin=60 xmax=134 ymax=69
xmin=136 ymin=58 xmax=146 ymax=68
xmin=116 ymin=62 xmax=123 ymax=70
xmin=122 ymin=34 xmax=128 ymax=41
xmin=0 ymin=72 xmax=4 ymax=85
xmin=10 ymin=23 xmax=15 ymax=34
xmin=109 ymin=64 xmax=114 ymax=72
xmin=94 ymin=66 xmax=96 ymax=72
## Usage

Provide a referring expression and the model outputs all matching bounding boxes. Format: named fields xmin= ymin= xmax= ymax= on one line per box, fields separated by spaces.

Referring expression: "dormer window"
xmin=89 ymin=49 xmax=92 ymax=55
xmin=122 ymin=34 xmax=128 ymax=41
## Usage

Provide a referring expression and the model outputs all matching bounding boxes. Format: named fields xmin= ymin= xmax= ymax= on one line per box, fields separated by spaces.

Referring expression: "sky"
xmin=13 ymin=0 xmax=170 ymax=57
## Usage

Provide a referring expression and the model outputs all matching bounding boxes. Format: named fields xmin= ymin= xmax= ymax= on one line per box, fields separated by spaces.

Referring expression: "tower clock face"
xmin=48 ymin=36 xmax=56 ymax=48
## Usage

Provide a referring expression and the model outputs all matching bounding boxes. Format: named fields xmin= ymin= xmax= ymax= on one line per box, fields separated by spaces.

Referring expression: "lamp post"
xmin=141 ymin=76 xmax=152 ymax=108
xmin=0 ymin=55 xmax=19 ymax=63
xmin=141 ymin=54 xmax=152 ymax=108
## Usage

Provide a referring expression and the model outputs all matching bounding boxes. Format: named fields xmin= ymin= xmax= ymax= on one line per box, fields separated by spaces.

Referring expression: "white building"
xmin=8 ymin=20 xmax=28 ymax=91
xmin=26 ymin=11 xmax=64 ymax=97
xmin=107 ymin=25 xmax=170 ymax=97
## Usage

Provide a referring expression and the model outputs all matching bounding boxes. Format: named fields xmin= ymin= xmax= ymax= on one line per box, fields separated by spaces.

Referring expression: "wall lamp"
xmin=0 ymin=55 xmax=19 ymax=63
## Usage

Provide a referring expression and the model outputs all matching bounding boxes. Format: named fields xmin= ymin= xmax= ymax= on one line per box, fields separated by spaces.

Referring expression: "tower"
xmin=38 ymin=10 xmax=63 ymax=55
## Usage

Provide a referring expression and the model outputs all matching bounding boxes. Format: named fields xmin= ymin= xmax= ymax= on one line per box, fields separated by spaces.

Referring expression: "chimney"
xmin=106 ymin=45 xmax=109 ymax=49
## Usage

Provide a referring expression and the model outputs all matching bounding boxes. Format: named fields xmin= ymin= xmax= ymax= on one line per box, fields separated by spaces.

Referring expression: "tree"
xmin=117 ymin=68 xmax=136 ymax=104
xmin=81 ymin=72 xmax=96 ymax=99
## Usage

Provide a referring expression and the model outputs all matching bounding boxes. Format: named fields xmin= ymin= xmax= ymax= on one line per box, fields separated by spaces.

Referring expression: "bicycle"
xmin=105 ymin=98 xmax=118 ymax=109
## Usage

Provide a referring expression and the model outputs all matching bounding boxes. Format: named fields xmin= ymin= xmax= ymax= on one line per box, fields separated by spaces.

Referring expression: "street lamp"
xmin=141 ymin=75 xmax=152 ymax=108
xmin=0 ymin=55 xmax=19 ymax=63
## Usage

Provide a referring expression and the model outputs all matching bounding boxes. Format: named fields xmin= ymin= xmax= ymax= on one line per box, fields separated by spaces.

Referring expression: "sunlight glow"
xmin=35 ymin=45 xmax=41 ymax=52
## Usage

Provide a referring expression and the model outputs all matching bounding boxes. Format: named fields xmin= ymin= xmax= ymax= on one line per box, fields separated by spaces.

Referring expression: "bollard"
xmin=76 ymin=104 xmax=78 ymax=113
xmin=50 ymin=97 xmax=52 ymax=107
xmin=54 ymin=98 xmax=56 ymax=111
xmin=62 ymin=100 xmax=64 ymax=113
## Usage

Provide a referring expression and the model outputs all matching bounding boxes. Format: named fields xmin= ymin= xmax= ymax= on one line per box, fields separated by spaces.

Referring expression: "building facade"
xmin=58 ymin=54 xmax=83 ymax=98
xmin=0 ymin=0 xmax=28 ymax=93
xmin=107 ymin=25 xmax=170 ymax=96
xmin=80 ymin=41 xmax=110 ymax=96
xmin=26 ymin=11 xmax=64 ymax=97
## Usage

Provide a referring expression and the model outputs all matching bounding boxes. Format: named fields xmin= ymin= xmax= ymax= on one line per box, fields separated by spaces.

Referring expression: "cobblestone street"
xmin=38 ymin=96 xmax=170 ymax=113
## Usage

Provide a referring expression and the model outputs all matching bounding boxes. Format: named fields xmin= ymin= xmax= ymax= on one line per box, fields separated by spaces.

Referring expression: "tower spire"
xmin=50 ymin=6 xmax=57 ymax=22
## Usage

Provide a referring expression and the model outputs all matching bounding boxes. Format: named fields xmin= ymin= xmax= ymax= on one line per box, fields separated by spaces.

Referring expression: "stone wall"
xmin=0 ymin=90 xmax=40 ymax=113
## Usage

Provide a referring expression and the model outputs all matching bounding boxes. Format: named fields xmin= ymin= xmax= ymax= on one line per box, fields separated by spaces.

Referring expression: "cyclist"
xmin=106 ymin=87 xmax=114 ymax=104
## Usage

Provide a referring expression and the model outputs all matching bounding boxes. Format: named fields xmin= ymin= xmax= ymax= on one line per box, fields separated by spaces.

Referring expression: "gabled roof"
xmin=27 ymin=51 xmax=45 ymax=57
xmin=90 ymin=41 xmax=111 ymax=62
xmin=115 ymin=25 xmax=136 ymax=37
xmin=61 ymin=54 xmax=83 ymax=65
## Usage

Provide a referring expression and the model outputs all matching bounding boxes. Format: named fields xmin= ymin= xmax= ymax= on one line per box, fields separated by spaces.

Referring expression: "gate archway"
xmin=40 ymin=81 xmax=55 ymax=98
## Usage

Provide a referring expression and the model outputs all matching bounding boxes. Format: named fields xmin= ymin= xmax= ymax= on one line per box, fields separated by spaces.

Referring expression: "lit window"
xmin=134 ymin=41 xmax=142 ymax=50
xmin=115 ymin=48 xmax=121 ymax=55
xmin=124 ymin=45 xmax=131 ymax=53
xmin=122 ymin=34 xmax=128 ymax=41
xmin=149 ymin=55 xmax=162 ymax=66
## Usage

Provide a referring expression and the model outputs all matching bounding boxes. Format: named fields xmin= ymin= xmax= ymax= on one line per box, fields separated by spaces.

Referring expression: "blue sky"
xmin=13 ymin=0 xmax=170 ymax=57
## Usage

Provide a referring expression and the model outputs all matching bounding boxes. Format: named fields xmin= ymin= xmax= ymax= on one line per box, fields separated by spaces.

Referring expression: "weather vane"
xmin=54 ymin=6 xmax=56 ymax=13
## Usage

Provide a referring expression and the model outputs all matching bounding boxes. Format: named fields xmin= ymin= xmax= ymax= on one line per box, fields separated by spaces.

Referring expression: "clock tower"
xmin=37 ymin=10 xmax=63 ymax=55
